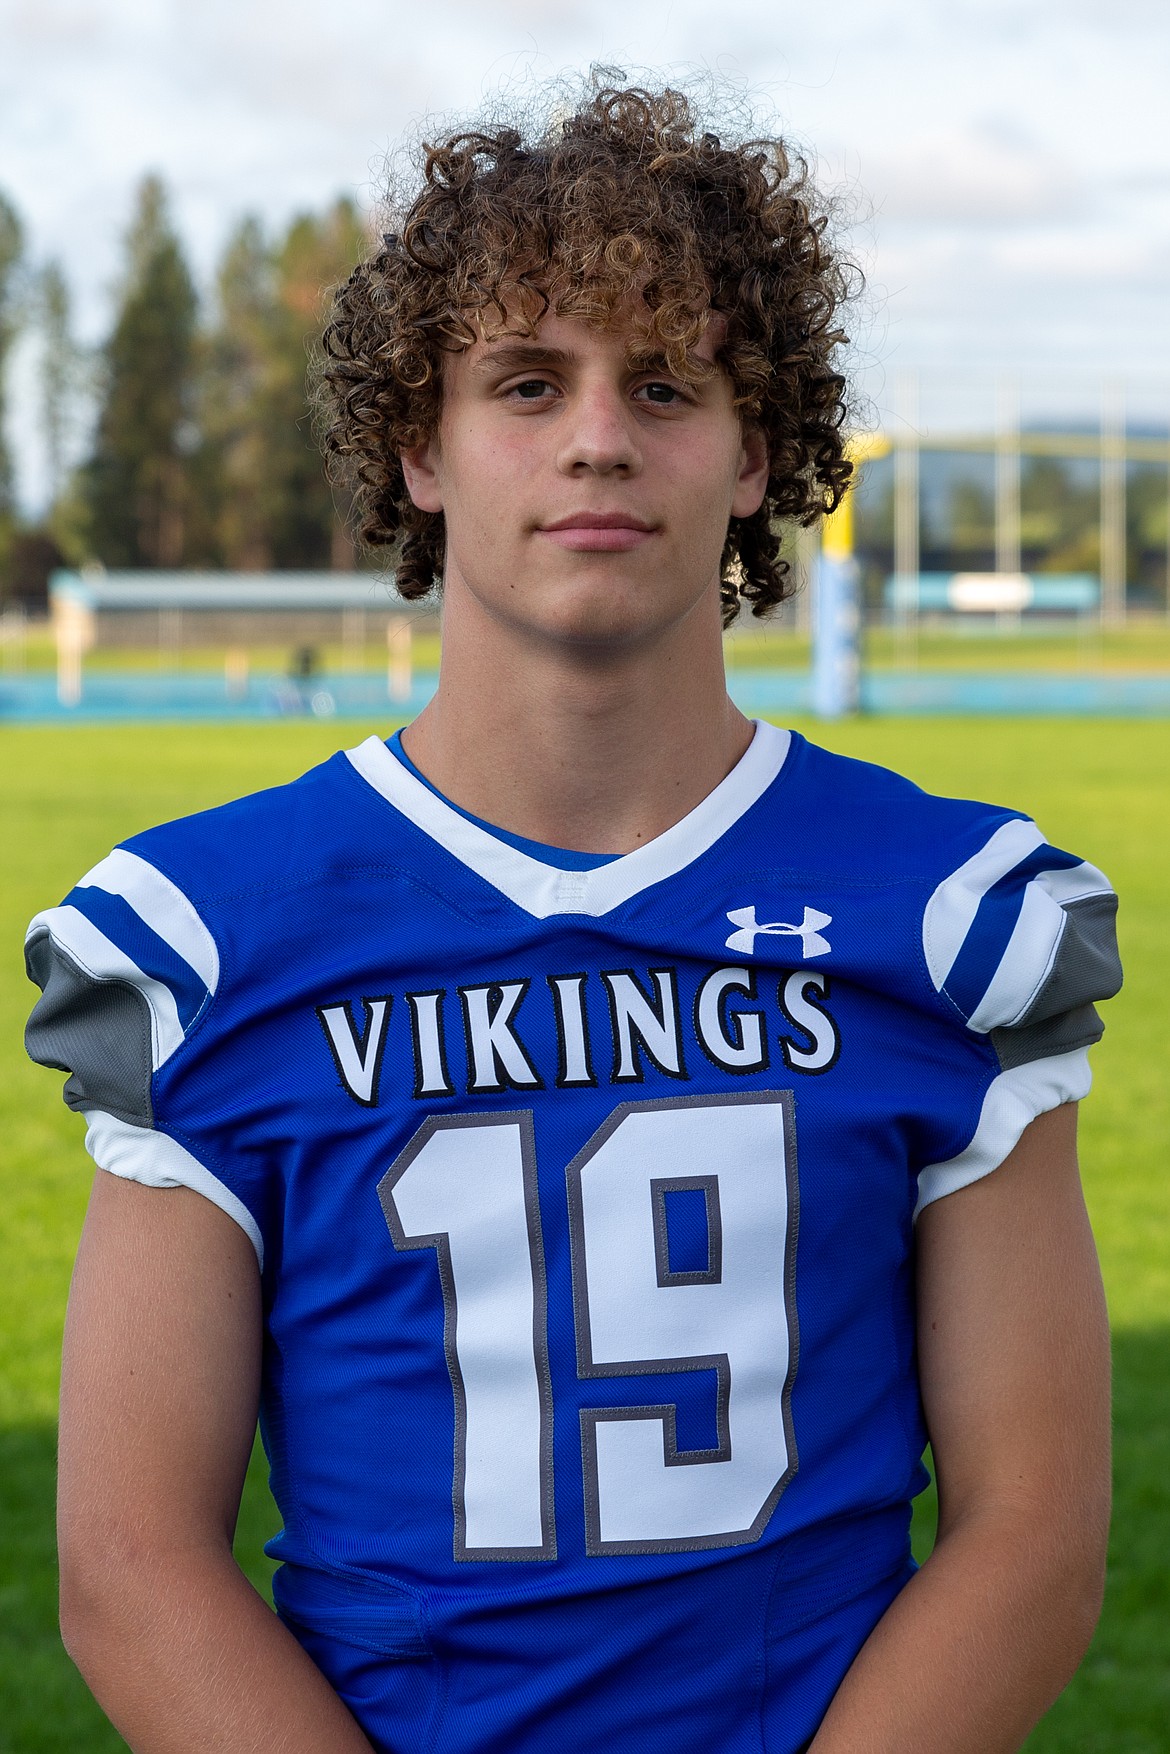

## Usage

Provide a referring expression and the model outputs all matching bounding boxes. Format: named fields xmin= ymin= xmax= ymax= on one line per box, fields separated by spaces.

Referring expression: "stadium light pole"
xmin=1100 ymin=380 xmax=1127 ymax=626
xmin=812 ymin=434 xmax=888 ymax=719
xmin=893 ymin=370 xmax=920 ymax=669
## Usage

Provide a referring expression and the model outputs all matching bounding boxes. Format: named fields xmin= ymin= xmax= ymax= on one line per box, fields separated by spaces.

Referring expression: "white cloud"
xmin=867 ymin=127 xmax=1086 ymax=227
xmin=2 ymin=0 xmax=1169 ymax=507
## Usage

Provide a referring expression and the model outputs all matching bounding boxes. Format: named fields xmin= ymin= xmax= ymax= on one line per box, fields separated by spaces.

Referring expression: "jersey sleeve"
xmin=916 ymin=816 xmax=1122 ymax=1213
xmin=24 ymin=847 xmax=264 ymax=1265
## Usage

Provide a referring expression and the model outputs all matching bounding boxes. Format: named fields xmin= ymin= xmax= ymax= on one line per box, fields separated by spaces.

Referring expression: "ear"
xmin=731 ymin=422 xmax=769 ymax=520
xmin=400 ymin=437 xmax=444 ymax=515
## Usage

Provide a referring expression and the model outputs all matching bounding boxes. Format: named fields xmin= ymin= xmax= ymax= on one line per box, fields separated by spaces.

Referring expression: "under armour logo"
xmin=725 ymin=905 xmax=832 ymax=959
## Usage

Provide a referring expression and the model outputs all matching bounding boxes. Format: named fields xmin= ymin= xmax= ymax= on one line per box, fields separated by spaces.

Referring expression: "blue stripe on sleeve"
xmin=61 ymin=886 xmax=211 ymax=1032
xmin=943 ymin=844 xmax=1083 ymax=1022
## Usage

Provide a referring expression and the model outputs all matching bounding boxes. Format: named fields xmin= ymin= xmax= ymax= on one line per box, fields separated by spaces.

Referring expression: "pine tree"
xmin=200 ymin=199 xmax=366 ymax=570
xmin=40 ymin=261 xmax=76 ymax=504
xmin=82 ymin=176 xmax=198 ymax=566
xmin=0 ymin=192 xmax=24 ymax=544
xmin=263 ymin=199 xmax=366 ymax=569
xmin=200 ymin=215 xmax=277 ymax=569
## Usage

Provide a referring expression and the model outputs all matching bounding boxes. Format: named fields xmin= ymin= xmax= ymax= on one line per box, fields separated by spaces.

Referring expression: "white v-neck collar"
xmin=345 ymin=719 xmax=791 ymax=920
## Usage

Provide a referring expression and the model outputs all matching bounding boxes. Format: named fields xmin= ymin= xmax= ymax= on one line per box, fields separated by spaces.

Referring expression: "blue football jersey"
xmin=26 ymin=723 xmax=1121 ymax=1753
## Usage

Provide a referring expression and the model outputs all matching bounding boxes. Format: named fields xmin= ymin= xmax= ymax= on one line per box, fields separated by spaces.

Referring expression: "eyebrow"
xmin=470 ymin=343 xmax=574 ymax=376
xmin=469 ymin=341 xmax=701 ymax=382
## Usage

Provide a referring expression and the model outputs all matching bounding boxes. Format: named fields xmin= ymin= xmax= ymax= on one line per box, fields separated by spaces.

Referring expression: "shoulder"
xmin=24 ymin=743 xmax=409 ymax=1264
xmin=119 ymin=741 xmax=403 ymax=905
xmin=781 ymin=731 xmax=1120 ymax=1028
xmin=780 ymin=732 xmax=1030 ymax=883
xmin=22 ymin=743 xmax=396 ymax=1122
xmin=774 ymin=735 xmax=1122 ymax=1214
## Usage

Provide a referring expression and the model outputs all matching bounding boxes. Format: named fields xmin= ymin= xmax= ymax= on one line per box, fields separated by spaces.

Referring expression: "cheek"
xmin=661 ymin=439 xmax=743 ymax=525
xmin=442 ymin=427 xmax=535 ymax=535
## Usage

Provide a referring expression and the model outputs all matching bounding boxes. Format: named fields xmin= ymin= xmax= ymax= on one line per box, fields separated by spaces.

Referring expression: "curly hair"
xmin=320 ymin=79 xmax=856 ymax=625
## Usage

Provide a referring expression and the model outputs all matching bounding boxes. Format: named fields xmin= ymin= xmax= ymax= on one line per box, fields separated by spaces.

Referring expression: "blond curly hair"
xmin=320 ymin=80 xmax=856 ymax=624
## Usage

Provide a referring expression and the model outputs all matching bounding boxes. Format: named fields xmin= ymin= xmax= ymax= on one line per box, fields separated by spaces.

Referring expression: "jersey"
xmin=25 ymin=722 xmax=1121 ymax=1754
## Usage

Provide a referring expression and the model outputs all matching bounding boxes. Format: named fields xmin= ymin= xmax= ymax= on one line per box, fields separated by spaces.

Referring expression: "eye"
xmin=635 ymin=381 xmax=684 ymax=406
xmin=508 ymin=377 xmax=555 ymax=402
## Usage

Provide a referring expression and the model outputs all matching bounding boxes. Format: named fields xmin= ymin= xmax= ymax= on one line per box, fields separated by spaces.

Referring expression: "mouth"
xmin=538 ymin=512 xmax=658 ymax=553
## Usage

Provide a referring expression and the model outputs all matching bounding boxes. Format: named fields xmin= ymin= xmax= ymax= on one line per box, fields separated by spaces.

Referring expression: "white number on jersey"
xmin=379 ymin=1112 xmax=555 ymax=1561
xmin=378 ymin=1092 xmax=799 ymax=1561
xmin=569 ymin=1093 xmax=798 ymax=1553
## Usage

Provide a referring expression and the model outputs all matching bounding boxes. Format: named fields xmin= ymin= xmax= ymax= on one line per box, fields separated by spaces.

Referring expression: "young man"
xmin=27 ymin=84 xmax=1119 ymax=1754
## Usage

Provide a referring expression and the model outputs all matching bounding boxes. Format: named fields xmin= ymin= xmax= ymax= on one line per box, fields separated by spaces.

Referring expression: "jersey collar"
xmin=345 ymin=720 xmax=791 ymax=919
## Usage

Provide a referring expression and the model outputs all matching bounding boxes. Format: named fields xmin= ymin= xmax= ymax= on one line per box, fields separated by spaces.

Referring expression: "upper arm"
xmin=915 ymin=1103 xmax=1110 ymax=1548
xmin=58 ymin=1171 xmax=262 ymax=1570
xmin=26 ymin=848 xmax=267 ymax=1571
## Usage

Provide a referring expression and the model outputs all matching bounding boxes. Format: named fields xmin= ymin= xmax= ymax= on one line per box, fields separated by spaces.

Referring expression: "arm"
xmin=58 ymin=1171 xmax=375 ymax=1754
xmin=810 ymin=1102 xmax=1111 ymax=1754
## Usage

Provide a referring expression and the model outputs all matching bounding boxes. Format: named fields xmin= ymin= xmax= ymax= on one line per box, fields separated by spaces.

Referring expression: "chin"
xmin=536 ymin=594 xmax=680 ymax=651
xmin=456 ymin=561 xmax=712 ymax=651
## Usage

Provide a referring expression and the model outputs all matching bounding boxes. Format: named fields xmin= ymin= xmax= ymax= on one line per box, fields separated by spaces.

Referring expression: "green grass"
xmin=1 ymin=719 xmax=1167 ymax=1752
xmin=7 ymin=616 xmax=1170 ymax=680
xmin=728 ymin=620 xmax=1170 ymax=674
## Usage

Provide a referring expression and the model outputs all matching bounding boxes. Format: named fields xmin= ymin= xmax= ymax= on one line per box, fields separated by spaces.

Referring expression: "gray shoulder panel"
xmin=25 ymin=930 xmax=154 ymax=1126
xmin=1019 ymin=893 xmax=1122 ymax=1027
xmin=992 ymin=892 xmax=1121 ymax=1073
xmin=992 ymin=1001 xmax=1104 ymax=1072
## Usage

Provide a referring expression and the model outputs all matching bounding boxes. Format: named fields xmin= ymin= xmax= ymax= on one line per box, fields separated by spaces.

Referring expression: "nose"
xmin=556 ymin=381 xmax=643 ymax=477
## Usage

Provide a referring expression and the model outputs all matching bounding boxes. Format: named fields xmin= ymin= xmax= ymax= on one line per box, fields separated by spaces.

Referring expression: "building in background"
xmin=852 ymin=375 xmax=1170 ymax=625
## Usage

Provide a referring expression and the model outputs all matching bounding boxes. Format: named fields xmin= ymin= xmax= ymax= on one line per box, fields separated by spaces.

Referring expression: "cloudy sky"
xmin=3 ymin=0 xmax=1169 ymax=504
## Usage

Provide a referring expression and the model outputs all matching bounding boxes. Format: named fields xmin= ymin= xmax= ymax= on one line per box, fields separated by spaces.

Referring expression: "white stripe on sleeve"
xmin=83 ymin=1109 xmax=264 ymax=1268
xmin=1034 ymin=859 xmax=1113 ymax=909
xmin=922 ymin=818 xmax=1045 ymax=993
xmin=913 ymin=1048 xmax=1092 ymax=1218
xmin=966 ymin=876 xmax=1068 ymax=1034
xmin=76 ymin=849 xmax=220 ymax=994
xmin=966 ymin=860 xmax=1116 ymax=1033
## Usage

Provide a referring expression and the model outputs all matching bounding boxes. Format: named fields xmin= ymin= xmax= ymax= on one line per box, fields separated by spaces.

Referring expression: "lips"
xmin=538 ymin=512 xmax=658 ymax=552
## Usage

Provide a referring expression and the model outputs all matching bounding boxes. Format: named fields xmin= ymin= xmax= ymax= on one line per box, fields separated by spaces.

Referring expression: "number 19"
xmin=379 ymin=1091 xmax=799 ymax=1561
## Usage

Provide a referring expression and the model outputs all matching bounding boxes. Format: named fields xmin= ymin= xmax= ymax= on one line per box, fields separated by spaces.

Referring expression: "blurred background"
xmin=1 ymin=0 xmax=1169 ymax=715
xmin=1 ymin=5 xmax=1167 ymax=1752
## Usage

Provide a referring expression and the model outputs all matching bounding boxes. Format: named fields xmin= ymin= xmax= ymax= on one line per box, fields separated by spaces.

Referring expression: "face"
xmin=400 ymin=307 xmax=769 ymax=652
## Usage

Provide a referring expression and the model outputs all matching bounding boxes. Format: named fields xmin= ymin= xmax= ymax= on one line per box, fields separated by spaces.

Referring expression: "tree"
xmin=38 ymin=259 xmax=95 ymax=569
xmin=200 ymin=216 xmax=276 ymax=569
xmin=82 ymin=176 xmax=199 ymax=566
xmin=262 ymin=199 xmax=366 ymax=569
xmin=200 ymin=199 xmax=366 ymax=570
xmin=0 ymin=192 xmax=25 ymax=575
xmin=40 ymin=260 xmax=77 ymax=505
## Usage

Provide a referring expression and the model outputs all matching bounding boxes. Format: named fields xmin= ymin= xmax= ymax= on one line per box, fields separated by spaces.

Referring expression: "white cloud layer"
xmin=2 ymin=0 xmax=1169 ymax=504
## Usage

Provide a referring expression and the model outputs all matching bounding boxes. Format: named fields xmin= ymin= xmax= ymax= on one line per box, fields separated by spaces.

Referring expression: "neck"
xmin=401 ymin=574 xmax=752 ymax=854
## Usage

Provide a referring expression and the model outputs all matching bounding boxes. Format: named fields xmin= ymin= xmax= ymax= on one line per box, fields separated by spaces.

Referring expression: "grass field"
xmin=1 ymin=718 xmax=1167 ymax=1752
xmin=7 ymin=616 xmax=1170 ymax=681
